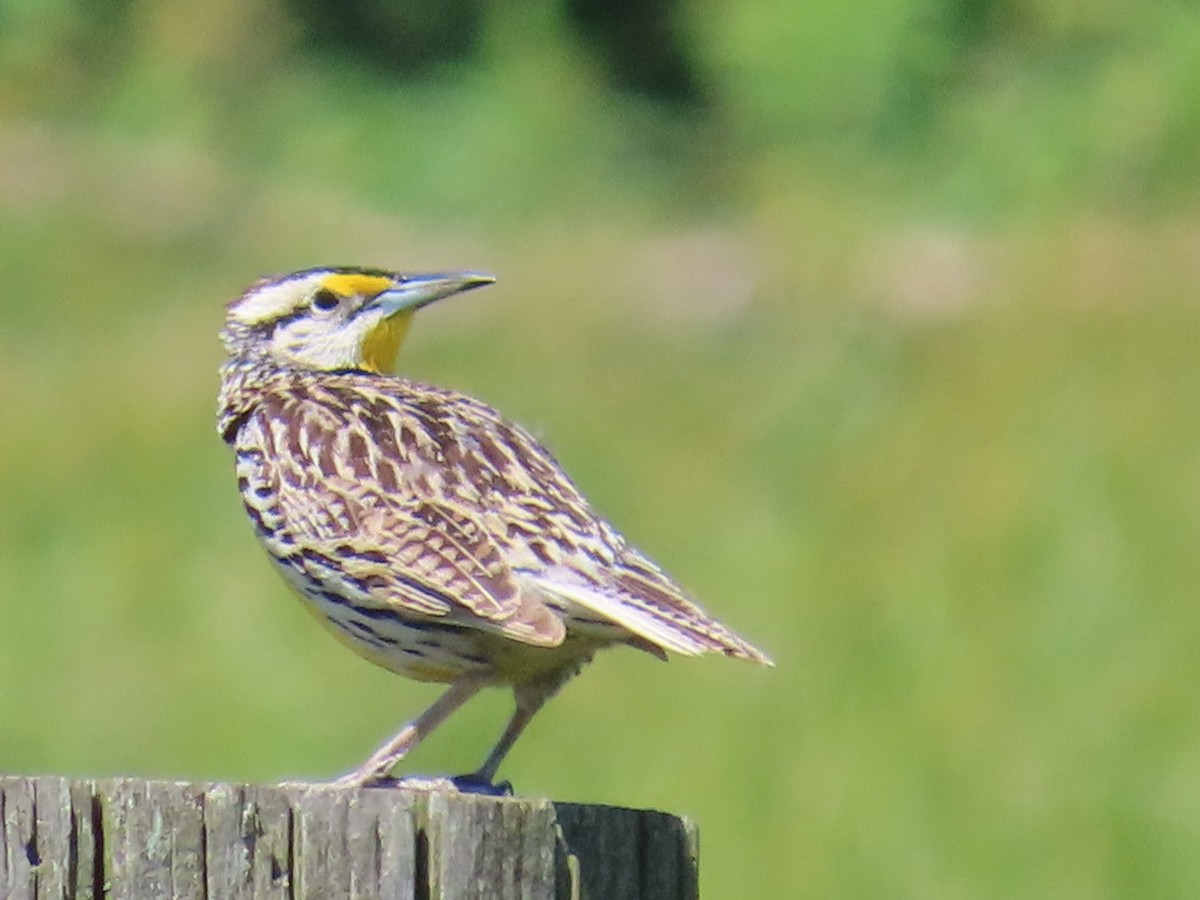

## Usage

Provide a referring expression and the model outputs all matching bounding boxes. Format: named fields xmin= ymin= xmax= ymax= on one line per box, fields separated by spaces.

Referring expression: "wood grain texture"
xmin=0 ymin=776 xmax=698 ymax=899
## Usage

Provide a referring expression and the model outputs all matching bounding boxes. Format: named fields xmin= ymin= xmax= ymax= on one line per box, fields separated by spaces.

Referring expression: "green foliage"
xmin=1 ymin=1 xmax=1200 ymax=896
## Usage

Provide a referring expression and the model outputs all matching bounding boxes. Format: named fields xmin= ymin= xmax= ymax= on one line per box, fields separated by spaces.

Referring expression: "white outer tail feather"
xmin=527 ymin=575 xmax=710 ymax=657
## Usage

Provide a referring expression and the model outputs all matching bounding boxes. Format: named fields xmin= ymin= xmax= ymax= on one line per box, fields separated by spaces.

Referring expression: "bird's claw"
xmin=450 ymin=772 xmax=514 ymax=796
xmin=352 ymin=772 xmax=514 ymax=795
xmin=284 ymin=772 xmax=513 ymax=795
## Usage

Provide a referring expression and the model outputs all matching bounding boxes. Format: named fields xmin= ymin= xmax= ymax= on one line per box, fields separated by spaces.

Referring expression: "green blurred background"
xmin=2 ymin=0 xmax=1200 ymax=895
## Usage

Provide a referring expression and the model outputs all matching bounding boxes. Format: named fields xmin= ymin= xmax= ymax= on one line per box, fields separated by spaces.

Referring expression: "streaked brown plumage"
xmin=218 ymin=266 xmax=771 ymax=788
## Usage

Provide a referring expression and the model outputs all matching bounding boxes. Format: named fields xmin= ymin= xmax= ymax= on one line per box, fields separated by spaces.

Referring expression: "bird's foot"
xmin=360 ymin=772 xmax=512 ymax=795
xmin=276 ymin=772 xmax=511 ymax=795
xmin=450 ymin=772 xmax=513 ymax=796
xmin=278 ymin=766 xmax=408 ymax=792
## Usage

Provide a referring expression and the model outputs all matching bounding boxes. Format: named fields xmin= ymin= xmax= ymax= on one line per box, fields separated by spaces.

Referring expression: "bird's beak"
xmin=372 ymin=272 xmax=496 ymax=317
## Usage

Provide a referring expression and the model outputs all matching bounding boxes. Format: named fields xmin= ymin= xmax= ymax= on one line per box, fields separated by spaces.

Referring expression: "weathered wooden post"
xmin=0 ymin=776 xmax=698 ymax=899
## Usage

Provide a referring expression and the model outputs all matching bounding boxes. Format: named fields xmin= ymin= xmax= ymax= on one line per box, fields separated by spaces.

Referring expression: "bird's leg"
xmin=335 ymin=675 xmax=486 ymax=788
xmin=453 ymin=668 xmax=576 ymax=792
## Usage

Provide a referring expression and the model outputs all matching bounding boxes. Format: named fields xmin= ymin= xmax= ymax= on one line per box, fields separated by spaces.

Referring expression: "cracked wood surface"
xmin=0 ymin=776 xmax=698 ymax=899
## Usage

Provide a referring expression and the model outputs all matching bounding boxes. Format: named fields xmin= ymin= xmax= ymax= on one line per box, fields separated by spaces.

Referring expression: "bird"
xmin=217 ymin=266 xmax=773 ymax=790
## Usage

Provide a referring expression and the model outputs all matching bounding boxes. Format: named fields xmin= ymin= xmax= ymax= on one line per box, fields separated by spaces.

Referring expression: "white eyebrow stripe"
xmin=230 ymin=273 xmax=324 ymax=325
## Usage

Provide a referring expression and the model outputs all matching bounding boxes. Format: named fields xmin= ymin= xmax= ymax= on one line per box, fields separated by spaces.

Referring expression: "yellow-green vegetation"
xmin=2 ymin=1 xmax=1199 ymax=896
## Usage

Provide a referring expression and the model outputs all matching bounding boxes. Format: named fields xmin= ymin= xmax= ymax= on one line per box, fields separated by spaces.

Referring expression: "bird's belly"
xmin=297 ymin=583 xmax=491 ymax=683
xmin=256 ymin=550 xmax=481 ymax=682
xmin=472 ymin=631 xmax=602 ymax=683
xmin=268 ymin=554 xmax=605 ymax=685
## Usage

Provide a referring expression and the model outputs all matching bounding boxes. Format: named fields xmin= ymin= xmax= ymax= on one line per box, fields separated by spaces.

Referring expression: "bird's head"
xmin=221 ymin=267 xmax=495 ymax=374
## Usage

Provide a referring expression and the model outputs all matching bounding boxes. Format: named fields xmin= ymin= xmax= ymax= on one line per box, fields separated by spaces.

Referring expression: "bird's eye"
xmin=312 ymin=289 xmax=340 ymax=312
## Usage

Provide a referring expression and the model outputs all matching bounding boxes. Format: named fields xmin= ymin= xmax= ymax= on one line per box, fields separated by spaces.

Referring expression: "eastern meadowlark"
xmin=217 ymin=266 xmax=772 ymax=789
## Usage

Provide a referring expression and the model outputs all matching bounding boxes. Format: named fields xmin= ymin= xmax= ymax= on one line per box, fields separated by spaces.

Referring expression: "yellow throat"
xmin=360 ymin=310 xmax=413 ymax=374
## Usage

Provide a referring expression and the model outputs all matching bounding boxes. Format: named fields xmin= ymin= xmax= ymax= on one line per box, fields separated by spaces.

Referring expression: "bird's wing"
xmin=247 ymin=386 xmax=567 ymax=648
xmin=397 ymin=384 xmax=771 ymax=663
